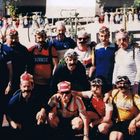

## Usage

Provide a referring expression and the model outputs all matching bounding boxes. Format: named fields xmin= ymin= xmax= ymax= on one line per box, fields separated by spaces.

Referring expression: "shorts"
xmin=111 ymin=120 xmax=131 ymax=134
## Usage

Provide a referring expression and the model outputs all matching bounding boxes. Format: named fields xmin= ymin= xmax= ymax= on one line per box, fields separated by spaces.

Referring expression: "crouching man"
xmin=38 ymin=81 xmax=89 ymax=140
xmin=6 ymin=71 xmax=48 ymax=140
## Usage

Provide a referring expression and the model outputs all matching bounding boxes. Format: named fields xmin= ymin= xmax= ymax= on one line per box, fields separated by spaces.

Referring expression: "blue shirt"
xmin=95 ymin=43 xmax=116 ymax=84
xmin=49 ymin=36 xmax=76 ymax=50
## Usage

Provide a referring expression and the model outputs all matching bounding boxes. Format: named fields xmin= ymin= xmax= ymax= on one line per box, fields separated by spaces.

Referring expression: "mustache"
xmin=58 ymin=33 xmax=65 ymax=36
xmin=22 ymin=90 xmax=32 ymax=93
xmin=79 ymin=41 xmax=87 ymax=44
xmin=69 ymin=63 xmax=76 ymax=66
xmin=118 ymin=86 xmax=128 ymax=89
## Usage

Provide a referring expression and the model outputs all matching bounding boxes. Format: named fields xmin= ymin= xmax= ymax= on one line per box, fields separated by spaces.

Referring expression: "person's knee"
xmin=48 ymin=115 xmax=60 ymax=128
xmin=98 ymin=123 xmax=111 ymax=134
xmin=109 ymin=131 xmax=123 ymax=140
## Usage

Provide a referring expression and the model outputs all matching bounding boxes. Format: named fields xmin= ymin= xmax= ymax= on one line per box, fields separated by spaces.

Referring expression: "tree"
xmin=3 ymin=0 xmax=19 ymax=17
xmin=133 ymin=0 xmax=140 ymax=7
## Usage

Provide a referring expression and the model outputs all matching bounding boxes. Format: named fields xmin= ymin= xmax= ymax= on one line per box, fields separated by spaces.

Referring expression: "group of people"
xmin=0 ymin=20 xmax=140 ymax=140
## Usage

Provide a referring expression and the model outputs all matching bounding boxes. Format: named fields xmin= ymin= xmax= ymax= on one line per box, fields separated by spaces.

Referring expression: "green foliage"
xmin=133 ymin=0 xmax=140 ymax=7
xmin=9 ymin=4 xmax=16 ymax=16
xmin=3 ymin=0 xmax=19 ymax=17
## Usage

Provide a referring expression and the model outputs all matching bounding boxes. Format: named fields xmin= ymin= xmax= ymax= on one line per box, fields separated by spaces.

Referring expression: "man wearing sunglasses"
xmin=113 ymin=29 xmax=140 ymax=95
xmin=47 ymin=81 xmax=89 ymax=140
xmin=74 ymin=31 xmax=95 ymax=78
xmin=110 ymin=75 xmax=140 ymax=140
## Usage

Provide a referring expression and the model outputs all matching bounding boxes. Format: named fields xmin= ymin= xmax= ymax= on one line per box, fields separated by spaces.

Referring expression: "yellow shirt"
xmin=112 ymin=89 xmax=140 ymax=122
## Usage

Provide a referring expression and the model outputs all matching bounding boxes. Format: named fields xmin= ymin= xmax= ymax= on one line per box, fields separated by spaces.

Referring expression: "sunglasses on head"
xmin=91 ymin=78 xmax=103 ymax=86
xmin=116 ymin=76 xmax=130 ymax=84
xmin=91 ymin=84 xmax=101 ymax=88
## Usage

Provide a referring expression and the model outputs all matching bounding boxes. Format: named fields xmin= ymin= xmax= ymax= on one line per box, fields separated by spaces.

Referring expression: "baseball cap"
xmin=20 ymin=71 xmax=33 ymax=83
xmin=64 ymin=49 xmax=78 ymax=58
xmin=57 ymin=81 xmax=71 ymax=92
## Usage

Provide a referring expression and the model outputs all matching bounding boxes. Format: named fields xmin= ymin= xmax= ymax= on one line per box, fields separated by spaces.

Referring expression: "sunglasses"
xmin=61 ymin=91 xmax=70 ymax=94
xmin=78 ymin=37 xmax=88 ymax=41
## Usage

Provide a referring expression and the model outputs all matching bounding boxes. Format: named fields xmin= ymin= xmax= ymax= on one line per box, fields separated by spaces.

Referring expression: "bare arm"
xmin=5 ymin=62 xmax=13 ymax=94
xmin=73 ymin=91 xmax=92 ymax=99
xmin=52 ymin=57 xmax=58 ymax=75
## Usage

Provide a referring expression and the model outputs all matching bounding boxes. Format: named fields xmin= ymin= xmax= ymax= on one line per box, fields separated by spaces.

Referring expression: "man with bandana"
xmin=109 ymin=76 xmax=140 ymax=140
xmin=50 ymin=48 xmax=90 ymax=93
xmin=6 ymin=71 xmax=48 ymax=140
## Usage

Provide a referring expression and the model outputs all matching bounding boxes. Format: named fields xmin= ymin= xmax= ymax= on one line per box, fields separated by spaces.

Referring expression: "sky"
xmin=47 ymin=0 xmax=96 ymax=7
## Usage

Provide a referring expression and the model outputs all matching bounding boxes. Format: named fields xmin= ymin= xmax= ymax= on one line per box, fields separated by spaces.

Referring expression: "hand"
xmin=83 ymin=135 xmax=89 ymax=140
xmin=48 ymin=113 xmax=59 ymax=128
xmin=128 ymin=119 xmax=137 ymax=135
xmin=36 ymin=108 xmax=47 ymax=125
xmin=5 ymin=85 xmax=11 ymax=95
xmin=132 ymin=83 xmax=139 ymax=95
xmin=10 ymin=121 xmax=22 ymax=129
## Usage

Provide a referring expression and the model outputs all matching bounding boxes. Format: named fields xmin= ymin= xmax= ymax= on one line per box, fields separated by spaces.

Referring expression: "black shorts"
xmin=111 ymin=120 xmax=131 ymax=134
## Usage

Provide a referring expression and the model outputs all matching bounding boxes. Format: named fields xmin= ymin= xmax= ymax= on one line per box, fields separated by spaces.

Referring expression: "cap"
xmin=20 ymin=71 xmax=33 ymax=83
xmin=115 ymin=76 xmax=131 ymax=85
xmin=57 ymin=81 xmax=71 ymax=92
xmin=90 ymin=78 xmax=103 ymax=86
xmin=64 ymin=49 xmax=78 ymax=58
